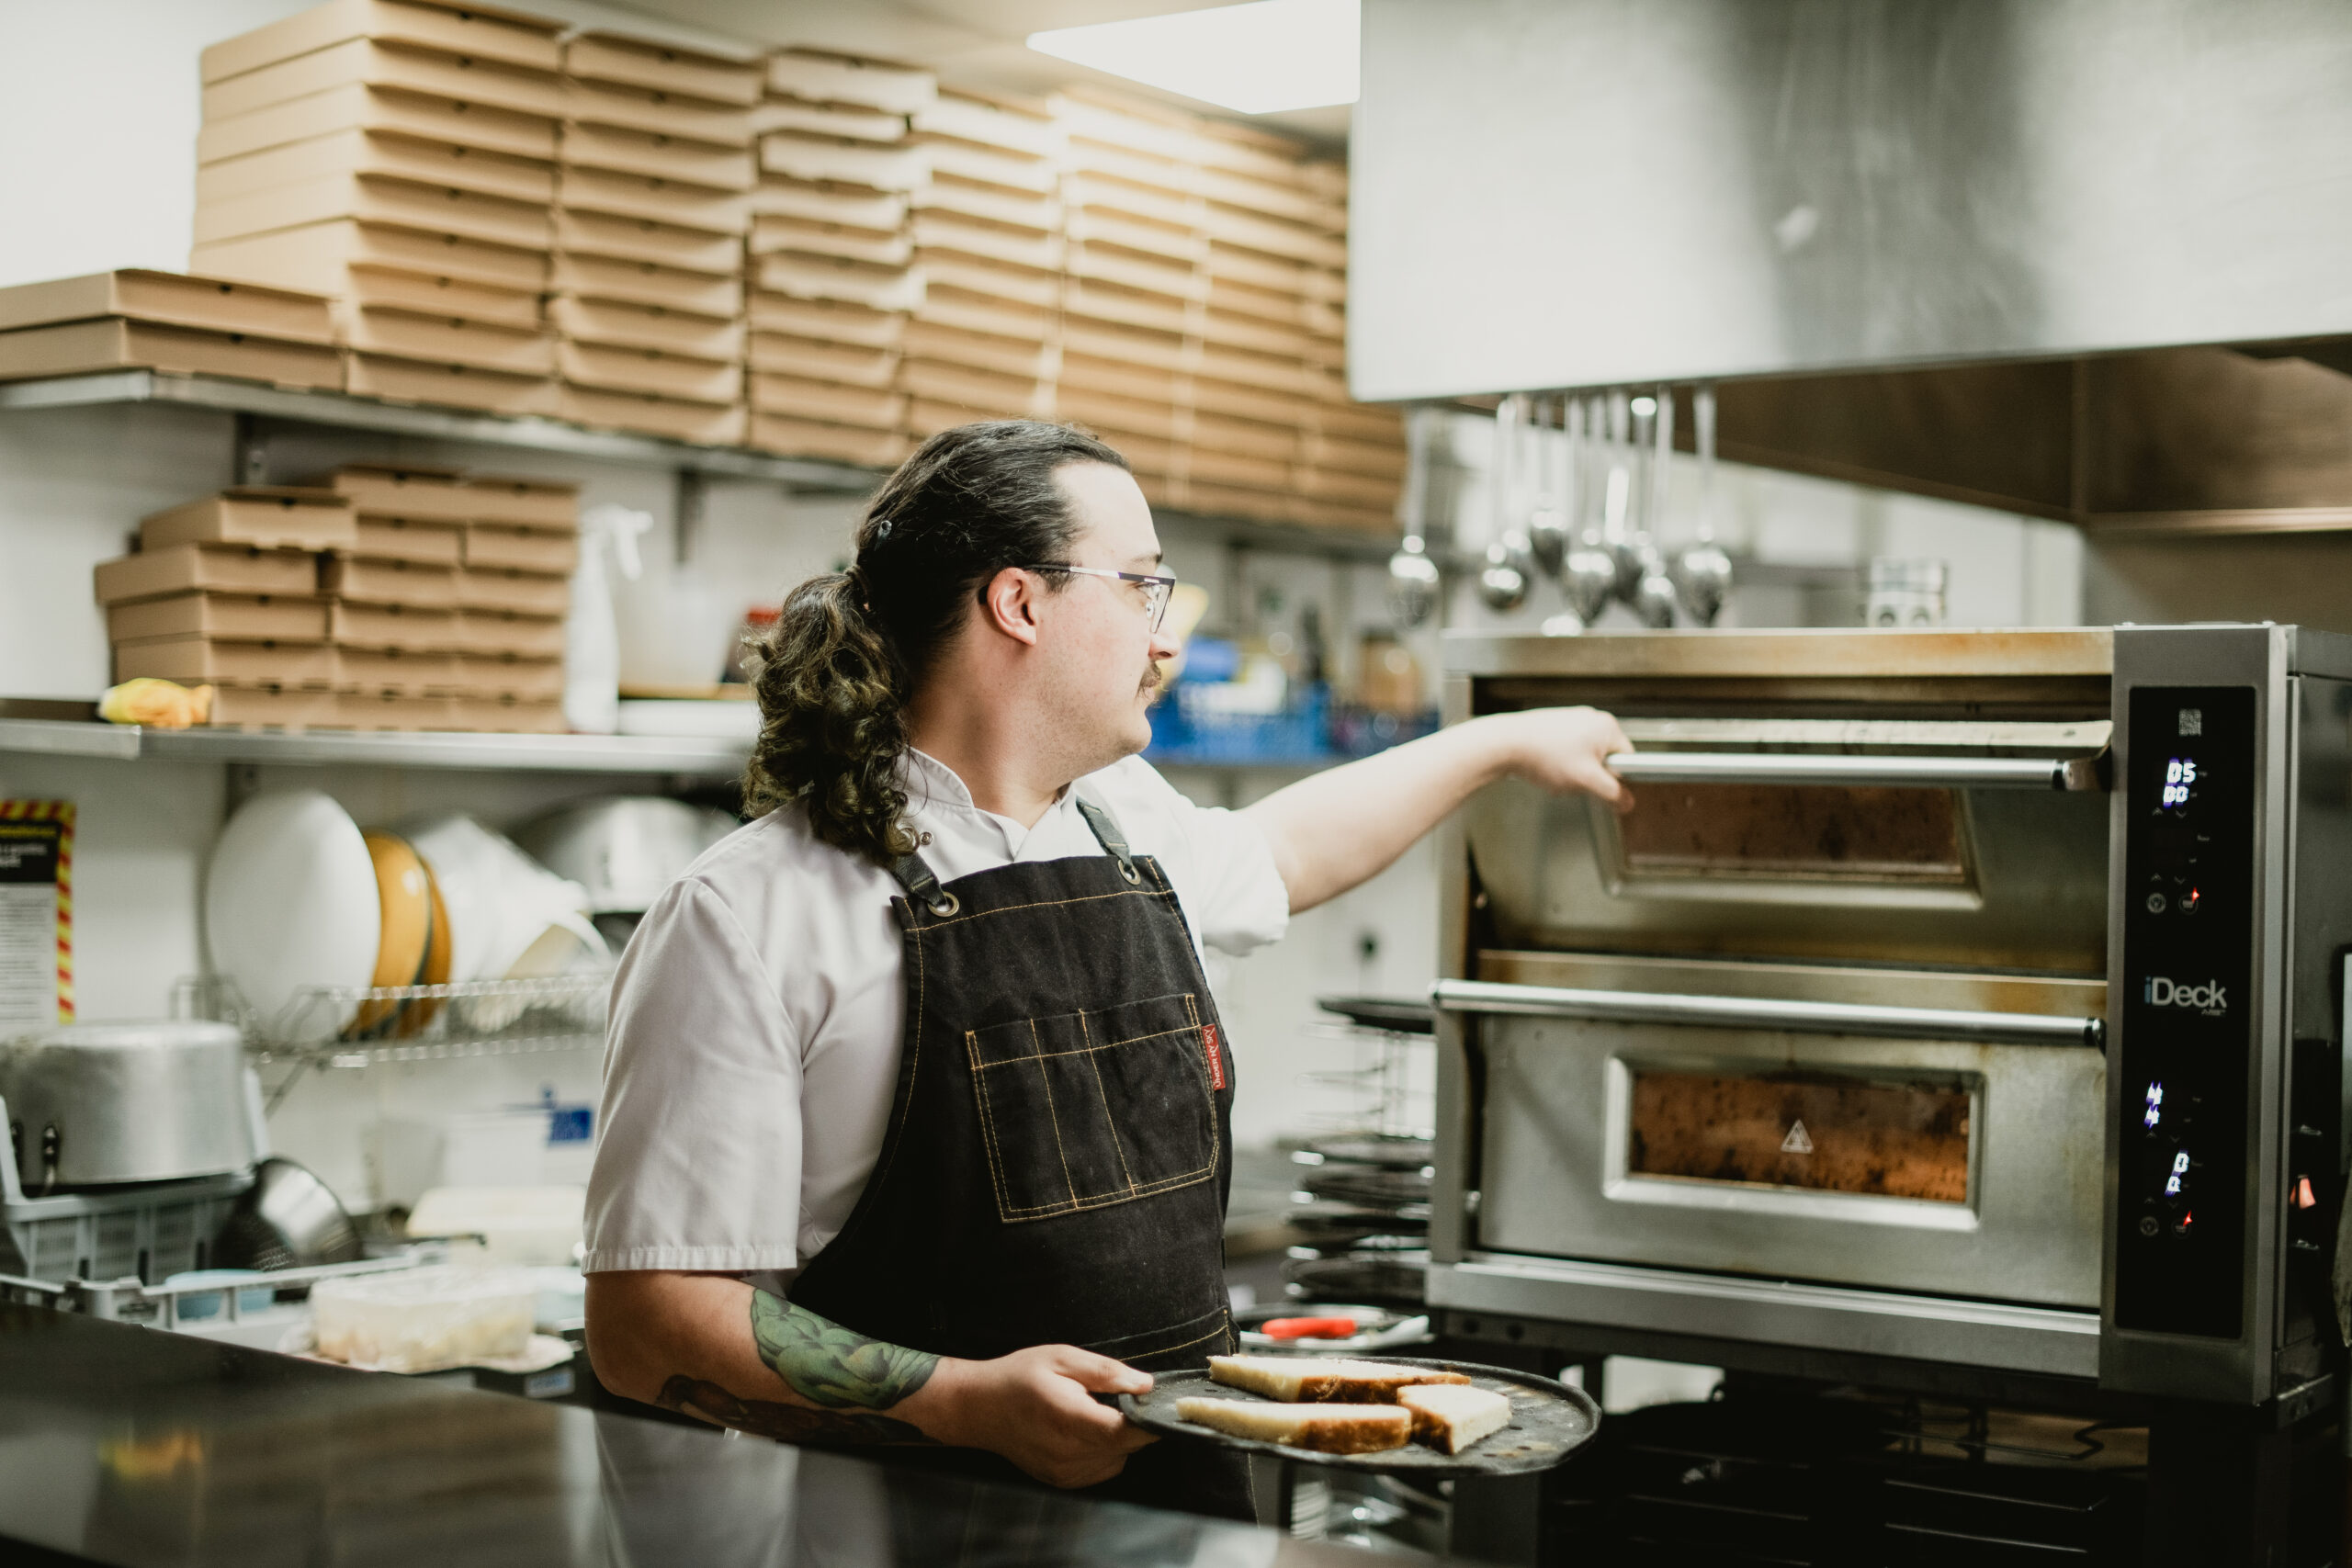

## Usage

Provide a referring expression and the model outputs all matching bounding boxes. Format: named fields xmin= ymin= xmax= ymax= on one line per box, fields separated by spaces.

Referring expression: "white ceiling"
xmin=592 ymin=0 xmax=1351 ymax=143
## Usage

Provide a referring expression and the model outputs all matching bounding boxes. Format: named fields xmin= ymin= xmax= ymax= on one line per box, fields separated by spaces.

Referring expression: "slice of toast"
xmin=1398 ymin=1382 xmax=1513 ymax=1454
xmin=1206 ymin=1355 xmax=1473 ymax=1404
xmin=1174 ymin=1397 xmax=1412 ymax=1454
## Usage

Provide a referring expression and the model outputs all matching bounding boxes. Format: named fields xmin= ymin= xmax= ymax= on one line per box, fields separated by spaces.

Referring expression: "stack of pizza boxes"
xmin=1047 ymin=89 xmax=1404 ymax=536
xmin=897 ymin=88 xmax=1067 ymax=441
xmin=742 ymin=51 xmax=933 ymax=467
xmin=187 ymin=0 xmax=566 ymax=415
xmin=0 ymin=269 xmax=340 ymax=390
xmin=96 ymin=488 xmax=356 ymax=730
xmin=552 ymin=32 xmax=760 ymax=446
xmin=322 ymin=466 xmax=574 ymax=730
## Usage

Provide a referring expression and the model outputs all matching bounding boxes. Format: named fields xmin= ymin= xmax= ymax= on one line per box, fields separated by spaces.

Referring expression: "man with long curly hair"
xmin=582 ymin=420 xmax=1630 ymax=1518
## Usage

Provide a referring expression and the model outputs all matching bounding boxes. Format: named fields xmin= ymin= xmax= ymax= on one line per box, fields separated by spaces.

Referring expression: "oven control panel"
xmin=2113 ymin=685 xmax=2256 ymax=1339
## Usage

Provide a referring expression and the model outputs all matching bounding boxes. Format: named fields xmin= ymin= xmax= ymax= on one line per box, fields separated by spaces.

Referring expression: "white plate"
xmin=205 ymin=790 xmax=380 ymax=1036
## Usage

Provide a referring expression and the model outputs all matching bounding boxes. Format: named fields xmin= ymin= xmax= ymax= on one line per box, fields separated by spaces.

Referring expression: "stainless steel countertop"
xmin=0 ymin=1303 xmax=1417 ymax=1568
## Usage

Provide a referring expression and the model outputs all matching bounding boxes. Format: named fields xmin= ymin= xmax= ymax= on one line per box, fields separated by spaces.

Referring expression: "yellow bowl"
xmin=356 ymin=832 xmax=432 ymax=1034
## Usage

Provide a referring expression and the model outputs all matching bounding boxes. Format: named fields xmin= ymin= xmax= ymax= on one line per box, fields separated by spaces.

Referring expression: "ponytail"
xmin=741 ymin=420 xmax=1130 ymax=864
xmin=742 ymin=570 xmax=913 ymax=863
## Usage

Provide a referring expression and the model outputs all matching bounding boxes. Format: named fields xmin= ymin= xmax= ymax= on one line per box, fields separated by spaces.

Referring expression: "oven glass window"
xmin=1627 ymin=1070 xmax=1972 ymax=1202
xmin=1612 ymin=782 xmax=1970 ymax=885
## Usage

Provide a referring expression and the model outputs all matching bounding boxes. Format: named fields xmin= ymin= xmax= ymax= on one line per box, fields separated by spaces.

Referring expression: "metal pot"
xmin=0 ymin=1021 xmax=254 ymax=1189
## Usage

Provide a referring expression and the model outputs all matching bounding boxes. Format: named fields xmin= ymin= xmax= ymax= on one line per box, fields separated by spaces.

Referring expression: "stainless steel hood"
xmin=1350 ymin=0 xmax=2352 ymax=402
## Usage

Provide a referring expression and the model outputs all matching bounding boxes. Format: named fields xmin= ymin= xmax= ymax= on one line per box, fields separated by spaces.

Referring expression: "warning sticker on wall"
xmin=0 ymin=800 xmax=74 ymax=1032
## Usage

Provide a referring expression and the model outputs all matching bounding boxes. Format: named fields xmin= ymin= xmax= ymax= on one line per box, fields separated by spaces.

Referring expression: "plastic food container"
xmin=310 ymin=1265 xmax=536 ymax=1372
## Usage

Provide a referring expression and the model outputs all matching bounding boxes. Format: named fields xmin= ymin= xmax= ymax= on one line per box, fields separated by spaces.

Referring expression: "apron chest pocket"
xmin=966 ymin=991 xmax=1222 ymax=1224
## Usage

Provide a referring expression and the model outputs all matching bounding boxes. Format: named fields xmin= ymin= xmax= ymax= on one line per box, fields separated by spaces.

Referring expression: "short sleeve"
xmin=1091 ymin=757 xmax=1291 ymax=957
xmin=582 ymin=878 xmax=804 ymax=1273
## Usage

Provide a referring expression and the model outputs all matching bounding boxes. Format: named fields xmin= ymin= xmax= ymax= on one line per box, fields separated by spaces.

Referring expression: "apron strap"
xmin=889 ymin=850 xmax=960 ymax=917
xmin=1072 ymin=791 xmax=1143 ymax=886
xmin=888 ymin=788 xmax=1143 ymax=913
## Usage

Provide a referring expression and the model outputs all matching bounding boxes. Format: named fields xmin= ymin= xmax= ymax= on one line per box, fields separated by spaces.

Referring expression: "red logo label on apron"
xmin=1203 ymin=1024 xmax=1226 ymax=1090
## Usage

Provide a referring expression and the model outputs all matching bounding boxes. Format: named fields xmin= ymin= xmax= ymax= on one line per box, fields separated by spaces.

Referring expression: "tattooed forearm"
xmin=657 ymin=1375 xmax=935 ymax=1446
xmin=748 ymin=1290 xmax=942 ymax=1409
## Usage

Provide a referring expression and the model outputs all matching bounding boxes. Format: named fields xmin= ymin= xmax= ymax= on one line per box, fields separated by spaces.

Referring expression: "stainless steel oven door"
xmin=1463 ymin=718 xmax=2112 ymax=972
xmin=1442 ymin=961 xmax=2109 ymax=1309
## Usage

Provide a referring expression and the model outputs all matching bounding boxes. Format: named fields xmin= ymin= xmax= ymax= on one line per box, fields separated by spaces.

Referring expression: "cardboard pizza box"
xmin=0 ymin=319 xmax=342 ymax=390
xmin=114 ymin=635 xmax=338 ymax=687
xmin=463 ymin=524 xmax=577 ymax=573
xmin=199 ymin=83 xmax=559 ymax=166
xmin=95 ymin=544 xmax=321 ymax=605
xmin=204 ymin=39 xmax=563 ymax=125
xmin=558 ymin=338 xmax=741 ymax=403
xmin=563 ymin=31 xmax=760 ymax=107
xmin=322 ymin=554 xmax=458 ymax=607
xmin=141 ymin=488 xmax=357 ymax=552
xmin=549 ymin=294 xmax=741 ymax=359
xmin=205 ymin=683 xmax=343 ymax=730
xmin=107 ymin=591 xmax=329 ymax=644
xmin=451 ymin=608 xmax=563 ymax=657
xmin=329 ymin=600 xmax=463 ymax=650
xmin=0 ymin=270 xmax=333 ymax=344
xmin=202 ymin=0 xmax=562 ymax=84
xmin=198 ymin=128 xmax=556 ymax=208
xmin=355 ymin=515 xmax=464 ymax=565
xmin=459 ymin=476 xmax=578 ymax=529
xmin=749 ymin=412 xmax=909 ymax=468
xmin=549 ymin=252 xmax=741 ymax=316
xmin=345 ymin=307 xmax=556 ymax=374
xmin=556 ymin=164 xmax=752 ymax=236
xmin=336 ymin=644 xmax=467 ymax=694
xmin=562 ymin=77 xmax=753 ymax=146
xmin=192 ymin=220 xmax=550 ymax=297
xmin=344 ymin=352 xmax=556 ymax=416
xmin=194 ymin=171 xmax=551 ymax=252
xmin=749 ymin=372 xmax=904 ymax=428
xmin=551 ymin=208 xmax=741 ymax=276
xmin=556 ymin=383 xmax=745 ymax=446
xmin=453 ymin=653 xmax=564 ymax=701
xmin=454 ymin=565 xmax=568 ymax=615
xmin=560 ymin=120 xmax=753 ymax=191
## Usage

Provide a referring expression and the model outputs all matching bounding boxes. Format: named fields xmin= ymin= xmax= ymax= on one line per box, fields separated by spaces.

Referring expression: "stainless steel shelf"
xmin=0 ymin=371 xmax=883 ymax=491
xmin=0 ymin=372 xmax=1412 ymax=562
xmin=0 ymin=715 xmax=749 ymax=775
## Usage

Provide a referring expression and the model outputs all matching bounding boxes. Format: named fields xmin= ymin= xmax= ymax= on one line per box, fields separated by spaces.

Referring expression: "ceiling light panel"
xmin=1027 ymin=0 xmax=1359 ymax=115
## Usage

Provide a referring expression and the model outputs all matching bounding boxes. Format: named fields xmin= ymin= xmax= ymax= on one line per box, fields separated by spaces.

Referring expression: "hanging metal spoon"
xmin=1527 ymin=395 xmax=1570 ymax=579
xmin=1386 ymin=405 xmax=1441 ymax=627
xmin=1677 ymin=382 xmax=1734 ymax=626
xmin=1476 ymin=393 xmax=1534 ymax=611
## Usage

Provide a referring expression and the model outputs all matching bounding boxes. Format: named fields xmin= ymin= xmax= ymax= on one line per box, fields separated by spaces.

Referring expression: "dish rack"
xmin=182 ymin=972 xmax=611 ymax=1071
xmin=1283 ymin=998 xmax=1439 ymax=1307
xmin=0 ymin=1247 xmax=442 ymax=1331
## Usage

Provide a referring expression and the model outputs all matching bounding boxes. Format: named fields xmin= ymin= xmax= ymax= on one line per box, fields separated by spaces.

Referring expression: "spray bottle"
xmin=565 ymin=503 xmax=651 ymax=734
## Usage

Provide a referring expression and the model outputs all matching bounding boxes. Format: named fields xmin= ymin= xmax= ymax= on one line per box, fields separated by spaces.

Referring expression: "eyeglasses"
xmin=1021 ymin=565 xmax=1179 ymax=632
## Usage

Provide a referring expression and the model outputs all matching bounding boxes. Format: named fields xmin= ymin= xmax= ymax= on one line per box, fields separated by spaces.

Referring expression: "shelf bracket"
xmin=674 ymin=468 xmax=707 ymax=567
xmin=232 ymin=412 xmax=268 ymax=487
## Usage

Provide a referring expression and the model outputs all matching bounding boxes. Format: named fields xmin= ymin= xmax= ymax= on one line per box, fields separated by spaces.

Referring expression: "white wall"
xmin=0 ymin=0 xmax=754 ymax=292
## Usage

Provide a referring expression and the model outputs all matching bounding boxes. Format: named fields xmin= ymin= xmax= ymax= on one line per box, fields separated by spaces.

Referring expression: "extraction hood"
xmin=1349 ymin=0 xmax=2352 ymax=533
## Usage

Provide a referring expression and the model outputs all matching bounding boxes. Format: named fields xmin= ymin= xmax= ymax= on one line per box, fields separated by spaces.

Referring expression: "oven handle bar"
xmin=1432 ymin=978 xmax=2106 ymax=1049
xmin=1602 ymin=750 xmax=2108 ymax=791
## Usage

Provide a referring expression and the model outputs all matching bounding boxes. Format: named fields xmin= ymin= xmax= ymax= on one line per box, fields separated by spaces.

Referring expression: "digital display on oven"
xmin=2113 ymin=686 xmax=2255 ymax=1341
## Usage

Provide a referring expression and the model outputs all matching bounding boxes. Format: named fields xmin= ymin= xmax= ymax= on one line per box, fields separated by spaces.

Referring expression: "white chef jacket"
xmin=582 ymin=749 xmax=1291 ymax=1278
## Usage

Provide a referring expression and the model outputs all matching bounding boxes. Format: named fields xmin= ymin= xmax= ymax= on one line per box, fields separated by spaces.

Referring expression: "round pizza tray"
xmin=1118 ymin=1357 xmax=1600 ymax=1477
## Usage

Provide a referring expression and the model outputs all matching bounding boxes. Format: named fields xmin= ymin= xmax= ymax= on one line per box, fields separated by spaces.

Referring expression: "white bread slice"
xmin=1398 ymin=1382 xmax=1512 ymax=1454
xmin=1206 ymin=1355 xmax=1473 ymax=1404
xmin=1174 ymin=1397 xmax=1412 ymax=1454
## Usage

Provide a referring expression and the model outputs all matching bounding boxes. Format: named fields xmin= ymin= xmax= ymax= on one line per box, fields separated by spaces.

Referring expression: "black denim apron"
xmin=786 ymin=793 xmax=1253 ymax=1520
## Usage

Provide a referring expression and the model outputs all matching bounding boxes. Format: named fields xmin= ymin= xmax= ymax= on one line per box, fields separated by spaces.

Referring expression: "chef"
xmin=582 ymin=419 xmax=1631 ymax=1519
